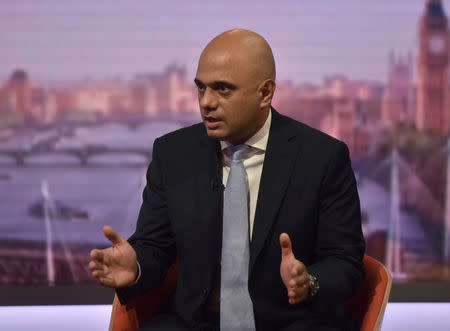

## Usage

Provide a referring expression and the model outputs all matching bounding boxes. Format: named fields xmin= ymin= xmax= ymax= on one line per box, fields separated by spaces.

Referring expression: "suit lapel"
xmin=249 ymin=109 xmax=301 ymax=275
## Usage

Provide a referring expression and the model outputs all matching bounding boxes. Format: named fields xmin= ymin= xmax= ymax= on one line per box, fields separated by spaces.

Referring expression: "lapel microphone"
xmin=211 ymin=178 xmax=225 ymax=191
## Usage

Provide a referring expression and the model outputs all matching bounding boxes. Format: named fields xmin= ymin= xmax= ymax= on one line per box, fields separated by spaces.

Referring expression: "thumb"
xmin=103 ymin=225 xmax=123 ymax=246
xmin=280 ymin=233 xmax=294 ymax=259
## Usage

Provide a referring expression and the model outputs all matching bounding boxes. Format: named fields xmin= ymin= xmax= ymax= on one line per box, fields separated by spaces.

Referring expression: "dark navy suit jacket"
xmin=117 ymin=109 xmax=365 ymax=330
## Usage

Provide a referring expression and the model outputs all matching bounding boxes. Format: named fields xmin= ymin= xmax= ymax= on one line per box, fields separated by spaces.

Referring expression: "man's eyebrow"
xmin=212 ymin=80 xmax=236 ymax=89
xmin=194 ymin=78 xmax=236 ymax=89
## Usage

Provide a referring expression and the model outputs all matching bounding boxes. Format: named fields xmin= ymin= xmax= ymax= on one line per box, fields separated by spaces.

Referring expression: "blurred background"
xmin=1 ymin=0 xmax=450 ymax=328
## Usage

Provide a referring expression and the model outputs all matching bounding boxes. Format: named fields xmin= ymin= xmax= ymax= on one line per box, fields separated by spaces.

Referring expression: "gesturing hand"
xmin=280 ymin=233 xmax=310 ymax=305
xmin=89 ymin=225 xmax=138 ymax=288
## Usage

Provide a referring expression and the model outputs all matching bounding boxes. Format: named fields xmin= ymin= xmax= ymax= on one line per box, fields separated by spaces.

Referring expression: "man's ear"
xmin=259 ymin=79 xmax=276 ymax=108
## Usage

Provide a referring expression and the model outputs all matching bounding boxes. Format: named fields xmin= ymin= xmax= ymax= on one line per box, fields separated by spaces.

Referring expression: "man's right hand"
xmin=89 ymin=225 xmax=138 ymax=288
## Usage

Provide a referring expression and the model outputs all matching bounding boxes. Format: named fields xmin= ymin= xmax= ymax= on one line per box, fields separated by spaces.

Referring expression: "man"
xmin=89 ymin=29 xmax=365 ymax=331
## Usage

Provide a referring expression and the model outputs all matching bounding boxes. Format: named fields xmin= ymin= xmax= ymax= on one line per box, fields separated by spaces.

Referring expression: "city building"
xmin=416 ymin=0 xmax=450 ymax=135
xmin=382 ymin=52 xmax=414 ymax=127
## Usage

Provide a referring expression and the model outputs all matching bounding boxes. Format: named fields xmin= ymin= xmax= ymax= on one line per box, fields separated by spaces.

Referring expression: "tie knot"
xmin=228 ymin=144 xmax=250 ymax=162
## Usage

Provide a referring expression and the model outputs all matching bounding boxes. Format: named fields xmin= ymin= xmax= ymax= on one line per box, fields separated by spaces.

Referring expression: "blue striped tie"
xmin=220 ymin=144 xmax=255 ymax=331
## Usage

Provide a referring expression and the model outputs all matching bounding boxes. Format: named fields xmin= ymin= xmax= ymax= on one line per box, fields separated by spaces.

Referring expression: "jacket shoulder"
xmin=279 ymin=113 xmax=346 ymax=151
xmin=154 ymin=122 xmax=206 ymax=147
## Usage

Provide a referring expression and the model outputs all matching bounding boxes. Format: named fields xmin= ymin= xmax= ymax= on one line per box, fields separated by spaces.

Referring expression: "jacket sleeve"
xmin=306 ymin=140 xmax=366 ymax=310
xmin=116 ymin=137 xmax=177 ymax=305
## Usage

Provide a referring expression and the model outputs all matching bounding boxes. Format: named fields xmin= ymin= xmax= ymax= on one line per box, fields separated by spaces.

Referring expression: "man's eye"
xmin=197 ymin=84 xmax=205 ymax=91
xmin=218 ymin=85 xmax=229 ymax=92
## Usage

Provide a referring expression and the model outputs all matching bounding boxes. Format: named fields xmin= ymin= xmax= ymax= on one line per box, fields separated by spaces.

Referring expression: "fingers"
xmin=89 ymin=259 xmax=106 ymax=277
xmin=89 ymin=238 xmax=119 ymax=288
xmin=89 ymin=260 xmax=103 ymax=272
xmin=90 ymin=249 xmax=104 ymax=262
xmin=287 ymin=277 xmax=309 ymax=304
xmin=287 ymin=273 xmax=308 ymax=300
xmin=287 ymin=272 xmax=308 ymax=289
xmin=89 ymin=250 xmax=108 ymax=277
xmin=289 ymin=262 xmax=306 ymax=278
xmin=89 ymin=258 xmax=115 ymax=287
xmin=103 ymin=225 xmax=122 ymax=245
xmin=280 ymin=233 xmax=293 ymax=258
xmin=289 ymin=295 xmax=305 ymax=305
xmin=284 ymin=260 xmax=309 ymax=305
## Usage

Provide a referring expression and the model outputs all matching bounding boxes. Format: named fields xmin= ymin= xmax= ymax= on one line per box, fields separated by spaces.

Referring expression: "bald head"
xmin=199 ymin=29 xmax=276 ymax=83
xmin=195 ymin=29 xmax=276 ymax=144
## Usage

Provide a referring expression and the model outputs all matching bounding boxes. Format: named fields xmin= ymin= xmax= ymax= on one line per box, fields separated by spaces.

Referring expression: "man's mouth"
xmin=204 ymin=116 xmax=222 ymax=129
xmin=205 ymin=117 xmax=220 ymax=123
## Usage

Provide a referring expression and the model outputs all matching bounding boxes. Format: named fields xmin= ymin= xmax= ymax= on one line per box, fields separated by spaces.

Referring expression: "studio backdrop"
xmin=1 ymin=0 xmax=449 ymax=304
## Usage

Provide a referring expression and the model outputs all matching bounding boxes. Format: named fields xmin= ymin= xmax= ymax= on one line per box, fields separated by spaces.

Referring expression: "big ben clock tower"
xmin=417 ymin=0 xmax=450 ymax=135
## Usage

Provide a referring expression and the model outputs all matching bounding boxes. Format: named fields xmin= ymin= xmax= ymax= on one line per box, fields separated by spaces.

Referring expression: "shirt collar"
xmin=220 ymin=109 xmax=272 ymax=152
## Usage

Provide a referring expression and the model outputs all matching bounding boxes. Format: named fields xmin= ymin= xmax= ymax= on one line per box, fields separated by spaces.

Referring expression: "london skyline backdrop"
xmin=0 ymin=0 xmax=446 ymax=84
xmin=1 ymin=0 xmax=450 ymax=286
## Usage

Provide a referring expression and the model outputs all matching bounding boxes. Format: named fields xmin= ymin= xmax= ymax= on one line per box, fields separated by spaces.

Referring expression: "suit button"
xmin=201 ymin=289 xmax=208 ymax=298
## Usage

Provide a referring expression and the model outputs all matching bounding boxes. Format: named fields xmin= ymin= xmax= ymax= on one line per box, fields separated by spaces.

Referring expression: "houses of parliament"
xmin=384 ymin=0 xmax=450 ymax=136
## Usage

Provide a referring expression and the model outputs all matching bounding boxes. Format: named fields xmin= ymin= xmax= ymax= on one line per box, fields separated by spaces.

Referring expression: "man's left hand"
xmin=280 ymin=232 xmax=310 ymax=305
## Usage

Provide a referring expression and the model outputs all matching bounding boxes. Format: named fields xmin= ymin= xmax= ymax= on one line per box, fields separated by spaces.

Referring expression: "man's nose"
xmin=199 ymin=88 xmax=218 ymax=110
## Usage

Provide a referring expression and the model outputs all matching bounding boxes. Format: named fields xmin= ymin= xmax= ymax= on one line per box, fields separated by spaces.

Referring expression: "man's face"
xmin=195 ymin=51 xmax=267 ymax=144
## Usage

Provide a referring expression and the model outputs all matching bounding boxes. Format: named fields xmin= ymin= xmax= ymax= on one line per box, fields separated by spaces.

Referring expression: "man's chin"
xmin=205 ymin=127 xmax=228 ymax=141
xmin=206 ymin=130 xmax=225 ymax=140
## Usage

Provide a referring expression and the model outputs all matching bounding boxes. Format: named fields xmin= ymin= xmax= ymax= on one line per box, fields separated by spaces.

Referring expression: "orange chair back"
xmin=343 ymin=254 xmax=392 ymax=331
xmin=109 ymin=254 xmax=391 ymax=331
xmin=109 ymin=260 xmax=179 ymax=331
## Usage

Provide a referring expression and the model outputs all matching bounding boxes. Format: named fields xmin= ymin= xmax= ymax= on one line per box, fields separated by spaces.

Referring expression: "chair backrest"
xmin=109 ymin=254 xmax=391 ymax=331
xmin=343 ymin=254 xmax=392 ymax=331
xmin=109 ymin=260 xmax=179 ymax=331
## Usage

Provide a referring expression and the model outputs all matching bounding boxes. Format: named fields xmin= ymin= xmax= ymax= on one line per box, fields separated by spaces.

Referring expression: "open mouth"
xmin=205 ymin=117 xmax=220 ymax=123
xmin=204 ymin=117 xmax=221 ymax=129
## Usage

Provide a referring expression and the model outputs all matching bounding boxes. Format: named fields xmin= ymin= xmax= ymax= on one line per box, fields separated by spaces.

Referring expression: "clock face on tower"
xmin=428 ymin=34 xmax=446 ymax=54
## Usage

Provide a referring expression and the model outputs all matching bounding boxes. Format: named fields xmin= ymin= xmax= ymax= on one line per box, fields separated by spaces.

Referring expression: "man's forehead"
xmin=198 ymin=49 xmax=239 ymax=69
xmin=196 ymin=50 xmax=253 ymax=82
xmin=197 ymin=64 xmax=235 ymax=82
xmin=196 ymin=65 xmax=236 ymax=83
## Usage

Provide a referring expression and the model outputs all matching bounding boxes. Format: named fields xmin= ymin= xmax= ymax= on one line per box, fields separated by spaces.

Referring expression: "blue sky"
xmin=0 ymin=0 xmax=446 ymax=84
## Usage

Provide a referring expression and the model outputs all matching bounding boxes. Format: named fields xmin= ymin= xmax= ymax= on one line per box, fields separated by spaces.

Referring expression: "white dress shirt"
xmin=220 ymin=109 xmax=272 ymax=240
